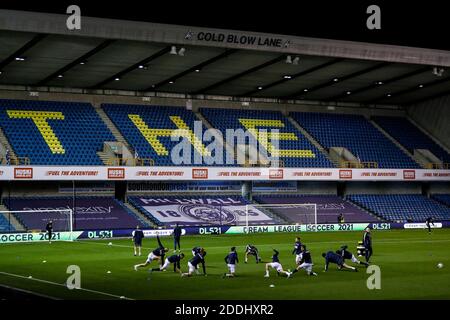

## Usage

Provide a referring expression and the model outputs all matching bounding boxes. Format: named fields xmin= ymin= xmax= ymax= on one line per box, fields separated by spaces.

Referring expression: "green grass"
xmin=0 ymin=229 xmax=449 ymax=300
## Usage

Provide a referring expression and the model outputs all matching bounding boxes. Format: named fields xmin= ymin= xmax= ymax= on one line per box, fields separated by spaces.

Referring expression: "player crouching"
xmin=291 ymin=245 xmax=318 ymax=276
xmin=223 ymin=247 xmax=238 ymax=278
xmin=245 ymin=244 xmax=261 ymax=263
xmin=181 ymin=248 xmax=207 ymax=277
xmin=322 ymin=251 xmax=357 ymax=272
xmin=265 ymin=249 xmax=292 ymax=278
xmin=151 ymin=253 xmax=185 ymax=273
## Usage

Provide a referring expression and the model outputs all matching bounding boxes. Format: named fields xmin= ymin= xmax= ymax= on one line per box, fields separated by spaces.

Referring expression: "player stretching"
xmin=245 ymin=244 xmax=261 ymax=263
xmin=264 ymin=249 xmax=292 ymax=278
xmin=150 ymin=253 xmax=185 ymax=273
xmin=425 ymin=217 xmax=435 ymax=234
xmin=181 ymin=248 xmax=207 ymax=277
xmin=362 ymin=227 xmax=373 ymax=263
xmin=322 ymin=251 xmax=357 ymax=272
xmin=336 ymin=245 xmax=369 ymax=267
xmin=291 ymin=245 xmax=318 ymax=276
xmin=292 ymin=237 xmax=302 ymax=265
xmin=132 ymin=225 xmax=144 ymax=256
xmin=46 ymin=220 xmax=53 ymax=244
xmin=223 ymin=247 xmax=238 ymax=278
xmin=134 ymin=234 xmax=168 ymax=271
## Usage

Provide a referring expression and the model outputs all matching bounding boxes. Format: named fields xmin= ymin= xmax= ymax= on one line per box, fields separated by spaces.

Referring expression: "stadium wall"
xmin=0 ymin=88 xmax=405 ymax=117
xmin=344 ymin=181 xmax=422 ymax=195
xmin=408 ymin=94 xmax=450 ymax=151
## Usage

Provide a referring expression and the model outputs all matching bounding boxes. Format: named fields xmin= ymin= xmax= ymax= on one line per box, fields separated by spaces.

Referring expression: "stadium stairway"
xmin=370 ymin=119 xmax=422 ymax=168
xmin=123 ymin=201 xmax=157 ymax=228
xmin=0 ymin=126 xmax=17 ymax=162
xmin=345 ymin=198 xmax=386 ymax=222
xmin=0 ymin=204 xmax=25 ymax=231
xmin=94 ymin=104 xmax=135 ymax=155
xmin=407 ymin=116 xmax=450 ymax=156
xmin=194 ymin=111 xmax=238 ymax=165
xmin=287 ymin=115 xmax=338 ymax=167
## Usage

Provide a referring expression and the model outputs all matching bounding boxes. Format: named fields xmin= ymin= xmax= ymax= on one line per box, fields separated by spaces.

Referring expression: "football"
xmin=437 ymin=263 xmax=444 ymax=269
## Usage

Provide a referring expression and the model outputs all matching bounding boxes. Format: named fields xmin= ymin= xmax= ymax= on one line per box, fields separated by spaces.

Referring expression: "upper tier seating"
xmin=253 ymin=194 xmax=378 ymax=223
xmin=0 ymin=99 xmax=115 ymax=165
xmin=291 ymin=112 xmax=420 ymax=169
xmin=200 ymin=108 xmax=334 ymax=167
xmin=102 ymin=104 xmax=230 ymax=166
xmin=372 ymin=116 xmax=450 ymax=163
xmin=347 ymin=194 xmax=450 ymax=222
xmin=4 ymin=197 xmax=148 ymax=231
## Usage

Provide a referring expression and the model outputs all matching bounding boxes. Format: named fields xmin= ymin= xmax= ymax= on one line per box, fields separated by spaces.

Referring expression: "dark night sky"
xmin=1 ymin=1 xmax=448 ymax=51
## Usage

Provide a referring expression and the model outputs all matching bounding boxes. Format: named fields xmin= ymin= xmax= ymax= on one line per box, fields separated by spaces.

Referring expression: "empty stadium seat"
xmin=372 ymin=116 xmax=450 ymax=163
xmin=102 ymin=104 xmax=231 ymax=166
xmin=0 ymin=99 xmax=115 ymax=165
xmin=200 ymin=108 xmax=334 ymax=167
xmin=347 ymin=194 xmax=450 ymax=222
xmin=291 ymin=112 xmax=420 ymax=169
xmin=0 ymin=214 xmax=14 ymax=232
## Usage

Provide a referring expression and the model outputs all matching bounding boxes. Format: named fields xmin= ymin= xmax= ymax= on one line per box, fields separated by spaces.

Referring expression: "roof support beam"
xmin=242 ymin=58 xmax=343 ymax=97
xmin=325 ymin=66 xmax=431 ymax=101
xmin=367 ymin=76 xmax=450 ymax=104
xmin=36 ymin=39 xmax=116 ymax=86
xmin=406 ymin=86 xmax=450 ymax=105
xmin=191 ymin=55 xmax=286 ymax=95
xmin=146 ymin=49 xmax=238 ymax=91
xmin=90 ymin=46 xmax=172 ymax=89
xmin=285 ymin=62 xmax=390 ymax=99
xmin=0 ymin=33 xmax=46 ymax=71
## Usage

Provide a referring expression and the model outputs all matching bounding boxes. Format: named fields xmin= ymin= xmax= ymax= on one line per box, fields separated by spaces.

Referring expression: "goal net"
xmin=0 ymin=209 xmax=74 ymax=241
xmin=245 ymin=203 xmax=317 ymax=228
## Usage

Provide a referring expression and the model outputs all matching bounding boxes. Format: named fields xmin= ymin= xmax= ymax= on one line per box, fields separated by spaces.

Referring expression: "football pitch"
xmin=0 ymin=229 xmax=449 ymax=300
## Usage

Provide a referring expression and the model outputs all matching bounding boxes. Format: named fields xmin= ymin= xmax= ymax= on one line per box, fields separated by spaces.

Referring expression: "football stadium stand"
xmin=253 ymin=194 xmax=378 ymax=224
xmin=347 ymin=194 xmax=450 ymax=222
xmin=200 ymin=108 xmax=334 ymax=167
xmin=431 ymin=194 xmax=450 ymax=208
xmin=0 ymin=99 xmax=115 ymax=165
xmin=291 ymin=112 xmax=420 ymax=169
xmin=372 ymin=116 xmax=450 ymax=163
xmin=3 ymin=197 xmax=148 ymax=231
xmin=0 ymin=214 xmax=14 ymax=232
xmin=128 ymin=195 xmax=278 ymax=227
xmin=102 ymin=104 xmax=230 ymax=166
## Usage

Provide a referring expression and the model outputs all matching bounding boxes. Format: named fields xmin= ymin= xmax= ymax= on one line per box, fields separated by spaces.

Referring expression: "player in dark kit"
xmin=134 ymin=234 xmax=169 ymax=271
xmin=245 ymin=244 xmax=261 ymax=263
xmin=292 ymin=237 xmax=302 ymax=265
xmin=173 ymin=223 xmax=182 ymax=252
xmin=322 ymin=251 xmax=357 ymax=272
xmin=181 ymin=248 xmax=207 ymax=277
xmin=363 ymin=227 xmax=373 ymax=263
xmin=425 ymin=217 xmax=435 ymax=234
xmin=264 ymin=249 xmax=292 ymax=278
xmin=45 ymin=221 xmax=53 ymax=244
xmin=336 ymin=245 xmax=369 ymax=267
xmin=223 ymin=247 xmax=239 ymax=278
xmin=151 ymin=253 xmax=185 ymax=273
xmin=132 ymin=225 xmax=144 ymax=256
xmin=291 ymin=245 xmax=318 ymax=276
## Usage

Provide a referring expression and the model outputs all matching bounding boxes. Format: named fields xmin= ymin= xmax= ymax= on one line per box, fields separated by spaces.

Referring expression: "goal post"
xmin=0 ymin=209 xmax=74 ymax=241
xmin=244 ymin=203 xmax=317 ymax=229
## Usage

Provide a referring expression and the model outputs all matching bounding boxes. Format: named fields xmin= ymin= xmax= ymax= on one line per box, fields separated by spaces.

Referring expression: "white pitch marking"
xmin=0 ymin=271 xmax=133 ymax=300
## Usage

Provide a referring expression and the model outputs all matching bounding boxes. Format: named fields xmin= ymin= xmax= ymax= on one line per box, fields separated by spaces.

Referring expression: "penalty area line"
xmin=0 ymin=271 xmax=134 ymax=300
